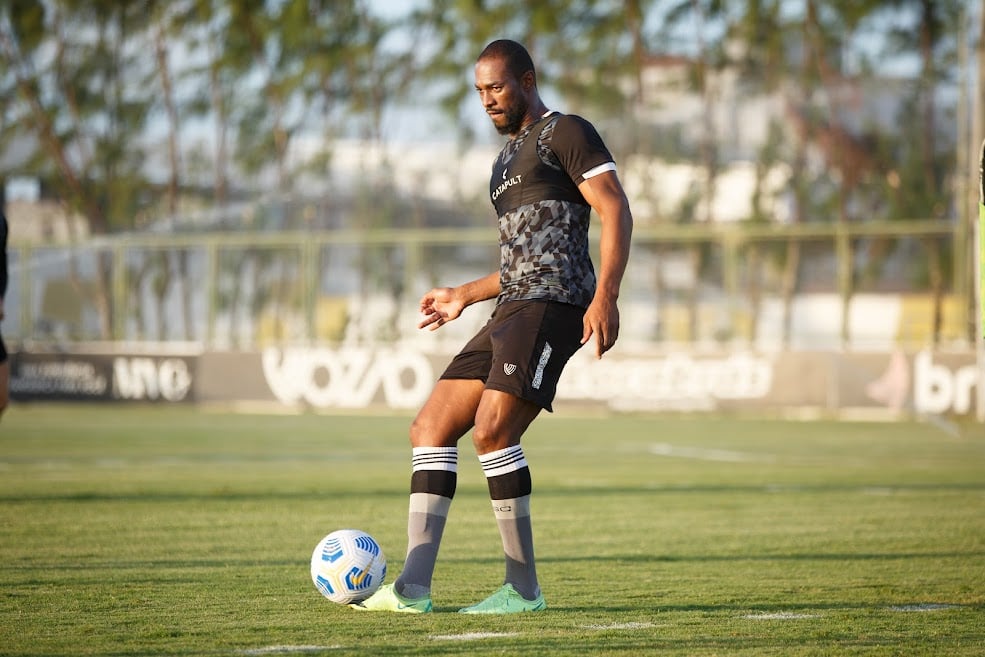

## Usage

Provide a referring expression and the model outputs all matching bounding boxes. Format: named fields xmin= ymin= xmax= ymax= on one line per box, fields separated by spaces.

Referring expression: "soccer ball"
xmin=310 ymin=529 xmax=387 ymax=604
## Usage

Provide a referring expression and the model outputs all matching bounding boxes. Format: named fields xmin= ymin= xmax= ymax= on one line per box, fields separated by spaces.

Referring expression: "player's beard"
xmin=496 ymin=97 xmax=529 ymax=136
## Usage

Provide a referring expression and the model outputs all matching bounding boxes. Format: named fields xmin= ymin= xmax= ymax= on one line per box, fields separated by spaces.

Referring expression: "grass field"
xmin=1 ymin=404 xmax=983 ymax=656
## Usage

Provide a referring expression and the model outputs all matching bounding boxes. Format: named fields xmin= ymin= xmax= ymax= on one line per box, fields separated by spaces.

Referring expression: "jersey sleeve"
xmin=550 ymin=115 xmax=615 ymax=185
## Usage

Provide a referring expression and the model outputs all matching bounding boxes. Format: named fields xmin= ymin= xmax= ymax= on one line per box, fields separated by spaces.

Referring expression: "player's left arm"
xmin=578 ymin=170 xmax=633 ymax=358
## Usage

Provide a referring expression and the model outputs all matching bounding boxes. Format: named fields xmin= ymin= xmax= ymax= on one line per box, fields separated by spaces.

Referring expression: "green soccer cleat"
xmin=350 ymin=584 xmax=433 ymax=613
xmin=458 ymin=583 xmax=547 ymax=614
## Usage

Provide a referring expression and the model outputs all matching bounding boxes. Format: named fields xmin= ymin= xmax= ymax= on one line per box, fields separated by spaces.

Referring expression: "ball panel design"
xmin=310 ymin=529 xmax=387 ymax=604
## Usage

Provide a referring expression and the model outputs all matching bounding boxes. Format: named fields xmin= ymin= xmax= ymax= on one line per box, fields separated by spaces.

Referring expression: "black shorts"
xmin=439 ymin=300 xmax=586 ymax=412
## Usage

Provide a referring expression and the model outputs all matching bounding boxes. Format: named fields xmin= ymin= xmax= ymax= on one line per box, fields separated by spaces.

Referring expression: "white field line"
xmin=890 ymin=603 xmax=961 ymax=612
xmin=579 ymin=622 xmax=657 ymax=630
xmin=742 ymin=612 xmax=819 ymax=620
xmin=240 ymin=647 xmax=341 ymax=655
xmin=650 ymin=442 xmax=776 ymax=463
xmin=431 ymin=632 xmax=519 ymax=641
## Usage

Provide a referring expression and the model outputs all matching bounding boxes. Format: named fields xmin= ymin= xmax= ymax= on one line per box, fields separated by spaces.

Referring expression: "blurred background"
xmin=1 ymin=0 xmax=983 ymax=420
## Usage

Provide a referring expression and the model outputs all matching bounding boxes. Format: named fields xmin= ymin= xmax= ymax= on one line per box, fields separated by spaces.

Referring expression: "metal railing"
xmin=4 ymin=218 xmax=971 ymax=350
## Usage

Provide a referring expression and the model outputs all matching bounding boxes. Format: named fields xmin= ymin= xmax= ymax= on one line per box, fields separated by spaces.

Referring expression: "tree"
xmin=875 ymin=0 xmax=964 ymax=345
xmin=1 ymin=0 xmax=158 ymax=338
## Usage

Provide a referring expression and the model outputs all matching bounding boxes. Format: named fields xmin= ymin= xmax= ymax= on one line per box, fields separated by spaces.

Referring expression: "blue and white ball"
xmin=310 ymin=529 xmax=387 ymax=604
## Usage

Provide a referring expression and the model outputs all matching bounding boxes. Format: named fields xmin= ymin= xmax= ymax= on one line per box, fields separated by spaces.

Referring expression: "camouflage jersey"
xmin=490 ymin=111 xmax=615 ymax=309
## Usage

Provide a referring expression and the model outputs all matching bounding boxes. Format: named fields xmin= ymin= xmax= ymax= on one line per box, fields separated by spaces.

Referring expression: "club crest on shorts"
xmin=503 ymin=363 xmax=517 ymax=376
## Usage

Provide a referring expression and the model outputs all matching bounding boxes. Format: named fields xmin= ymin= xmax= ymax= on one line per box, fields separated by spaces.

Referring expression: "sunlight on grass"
xmin=1 ymin=405 xmax=983 ymax=656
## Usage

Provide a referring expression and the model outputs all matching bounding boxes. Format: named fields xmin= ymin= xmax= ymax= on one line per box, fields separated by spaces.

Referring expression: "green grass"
xmin=1 ymin=404 xmax=983 ymax=656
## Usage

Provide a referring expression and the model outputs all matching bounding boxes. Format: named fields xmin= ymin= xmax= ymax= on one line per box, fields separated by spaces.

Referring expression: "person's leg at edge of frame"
xmin=0 ymin=334 xmax=8 ymax=419
xmin=0 ymin=359 xmax=8 ymax=419
xmin=352 ymin=378 xmax=485 ymax=613
xmin=460 ymin=389 xmax=547 ymax=614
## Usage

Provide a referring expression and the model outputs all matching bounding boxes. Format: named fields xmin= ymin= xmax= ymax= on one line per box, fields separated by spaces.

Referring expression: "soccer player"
xmin=353 ymin=39 xmax=632 ymax=614
xmin=0 ymin=211 xmax=9 ymax=419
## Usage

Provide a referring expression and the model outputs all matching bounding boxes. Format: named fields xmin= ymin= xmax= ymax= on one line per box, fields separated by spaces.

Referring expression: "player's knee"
xmin=408 ymin=416 xmax=427 ymax=447
xmin=409 ymin=414 xmax=450 ymax=447
xmin=471 ymin=423 xmax=512 ymax=454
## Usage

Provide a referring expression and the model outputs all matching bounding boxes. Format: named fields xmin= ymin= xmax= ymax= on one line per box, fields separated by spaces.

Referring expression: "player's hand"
xmin=418 ymin=287 xmax=466 ymax=331
xmin=581 ymin=295 xmax=619 ymax=359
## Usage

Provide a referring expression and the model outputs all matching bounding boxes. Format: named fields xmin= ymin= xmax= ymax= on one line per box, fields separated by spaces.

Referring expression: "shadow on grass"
xmin=536 ymin=550 xmax=985 ymax=564
xmin=8 ymin=547 xmax=982 ymax=577
xmin=4 ymin=480 xmax=984 ymax=504
xmin=0 ymin=488 xmax=408 ymax=503
xmin=536 ymin=482 xmax=985 ymax=496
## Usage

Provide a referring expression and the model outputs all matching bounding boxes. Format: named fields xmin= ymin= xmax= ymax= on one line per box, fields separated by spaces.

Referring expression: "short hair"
xmin=478 ymin=39 xmax=535 ymax=83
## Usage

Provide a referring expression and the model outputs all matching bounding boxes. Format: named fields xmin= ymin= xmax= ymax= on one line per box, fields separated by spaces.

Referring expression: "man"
xmin=0 ymin=211 xmax=8 ymax=419
xmin=353 ymin=39 xmax=632 ymax=614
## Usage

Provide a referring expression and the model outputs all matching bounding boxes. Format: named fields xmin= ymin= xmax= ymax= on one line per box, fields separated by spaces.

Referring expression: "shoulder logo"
xmin=503 ymin=363 xmax=517 ymax=376
xmin=502 ymin=167 xmax=508 ymax=180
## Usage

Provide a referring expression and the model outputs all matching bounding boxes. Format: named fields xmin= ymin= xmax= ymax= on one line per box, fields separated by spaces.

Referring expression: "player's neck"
xmin=514 ymin=101 xmax=551 ymax=136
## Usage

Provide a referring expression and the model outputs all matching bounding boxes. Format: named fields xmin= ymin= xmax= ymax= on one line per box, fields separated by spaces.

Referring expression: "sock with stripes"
xmin=394 ymin=446 xmax=457 ymax=600
xmin=478 ymin=445 xmax=540 ymax=600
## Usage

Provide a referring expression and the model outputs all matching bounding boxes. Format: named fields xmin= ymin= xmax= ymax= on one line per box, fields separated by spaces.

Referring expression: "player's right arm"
xmin=418 ymin=272 xmax=500 ymax=331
